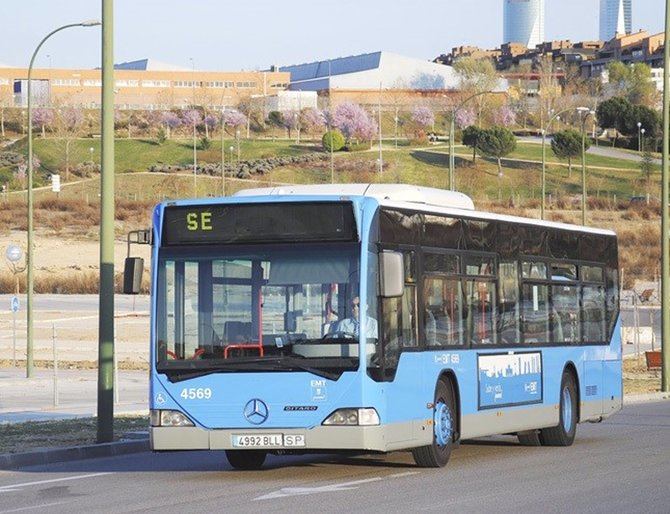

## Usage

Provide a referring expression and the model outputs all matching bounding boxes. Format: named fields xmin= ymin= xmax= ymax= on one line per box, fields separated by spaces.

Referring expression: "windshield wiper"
xmin=162 ymin=356 xmax=345 ymax=382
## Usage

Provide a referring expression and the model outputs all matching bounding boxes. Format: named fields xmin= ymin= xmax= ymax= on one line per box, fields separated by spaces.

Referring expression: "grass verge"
xmin=623 ymin=356 xmax=661 ymax=395
xmin=0 ymin=416 xmax=147 ymax=454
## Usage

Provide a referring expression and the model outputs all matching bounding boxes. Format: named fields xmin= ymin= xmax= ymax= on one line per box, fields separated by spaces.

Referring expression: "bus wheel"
xmin=225 ymin=450 xmax=267 ymax=470
xmin=412 ymin=380 xmax=455 ymax=468
xmin=540 ymin=371 xmax=577 ymax=447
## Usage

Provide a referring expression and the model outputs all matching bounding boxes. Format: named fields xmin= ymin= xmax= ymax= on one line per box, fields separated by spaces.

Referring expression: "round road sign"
xmin=5 ymin=245 xmax=22 ymax=263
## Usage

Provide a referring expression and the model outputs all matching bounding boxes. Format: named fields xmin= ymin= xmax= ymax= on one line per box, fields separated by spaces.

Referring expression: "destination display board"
xmin=161 ymin=202 xmax=358 ymax=246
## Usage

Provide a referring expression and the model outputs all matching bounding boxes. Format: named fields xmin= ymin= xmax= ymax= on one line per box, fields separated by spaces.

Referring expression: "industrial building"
xmin=0 ymin=58 xmax=290 ymax=110
xmin=279 ymin=51 xmax=467 ymax=106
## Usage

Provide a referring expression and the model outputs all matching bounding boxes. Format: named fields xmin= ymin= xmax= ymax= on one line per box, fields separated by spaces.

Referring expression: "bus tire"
xmin=540 ymin=370 xmax=577 ymax=447
xmin=412 ymin=379 xmax=456 ymax=468
xmin=225 ymin=450 xmax=267 ymax=470
xmin=517 ymin=430 xmax=542 ymax=446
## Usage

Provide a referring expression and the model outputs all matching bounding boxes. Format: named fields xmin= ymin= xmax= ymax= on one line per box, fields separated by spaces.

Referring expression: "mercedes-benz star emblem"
xmin=244 ymin=399 xmax=269 ymax=425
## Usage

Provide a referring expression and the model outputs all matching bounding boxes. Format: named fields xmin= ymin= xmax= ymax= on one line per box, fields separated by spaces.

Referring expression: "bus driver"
xmin=335 ymin=296 xmax=378 ymax=338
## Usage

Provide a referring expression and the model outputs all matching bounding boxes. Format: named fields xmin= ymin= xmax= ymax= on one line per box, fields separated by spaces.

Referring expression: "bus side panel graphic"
xmin=478 ymin=352 xmax=543 ymax=410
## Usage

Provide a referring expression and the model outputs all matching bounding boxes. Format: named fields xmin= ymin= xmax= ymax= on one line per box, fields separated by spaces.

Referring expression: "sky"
xmin=0 ymin=0 xmax=665 ymax=71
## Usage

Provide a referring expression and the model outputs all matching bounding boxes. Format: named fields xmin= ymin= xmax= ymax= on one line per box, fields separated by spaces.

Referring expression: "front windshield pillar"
xmin=174 ymin=261 xmax=185 ymax=359
xmin=198 ymin=261 xmax=213 ymax=348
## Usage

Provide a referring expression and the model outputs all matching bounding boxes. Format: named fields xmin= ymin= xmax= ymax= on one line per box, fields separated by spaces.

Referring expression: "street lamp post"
xmin=641 ymin=128 xmax=646 ymax=152
xmin=578 ymin=108 xmax=595 ymax=226
xmin=540 ymin=107 xmax=592 ymax=220
xmin=220 ymin=110 xmax=226 ymax=196
xmin=660 ymin=0 xmax=670 ymax=392
xmin=25 ymin=20 xmax=100 ymax=379
xmin=637 ymin=121 xmax=643 ymax=152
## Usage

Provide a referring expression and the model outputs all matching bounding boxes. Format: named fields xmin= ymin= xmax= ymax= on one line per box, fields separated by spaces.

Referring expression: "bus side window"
xmin=498 ymin=261 xmax=520 ymax=345
xmin=381 ymin=251 xmax=417 ymax=376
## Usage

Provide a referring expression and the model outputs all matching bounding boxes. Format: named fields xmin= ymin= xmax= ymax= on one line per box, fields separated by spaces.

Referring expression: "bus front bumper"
xmin=150 ymin=423 xmax=424 ymax=453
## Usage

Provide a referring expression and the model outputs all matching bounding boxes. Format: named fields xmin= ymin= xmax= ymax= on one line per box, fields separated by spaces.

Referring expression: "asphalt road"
xmin=0 ymin=295 xmax=149 ymax=314
xmin=518 ymin=137 xmax=661 ymax=165
xmin=0 ymin=401 xmax=668 ymax=513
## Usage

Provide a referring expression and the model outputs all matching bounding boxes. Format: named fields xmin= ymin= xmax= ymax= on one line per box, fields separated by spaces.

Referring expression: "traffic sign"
xmin=10 ymin=296 xmax=20 ymax=313
xmin=51 ymin=174 xmax=61 ymax=193
xmin=5 ymin=245 xmax=22 ymax=263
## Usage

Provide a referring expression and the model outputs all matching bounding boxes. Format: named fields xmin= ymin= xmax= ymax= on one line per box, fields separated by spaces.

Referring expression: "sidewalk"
xmin=0 ymin=367 xmax=147 ymax=423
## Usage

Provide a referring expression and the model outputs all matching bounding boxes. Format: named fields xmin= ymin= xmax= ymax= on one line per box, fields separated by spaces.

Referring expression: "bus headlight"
xmin=150 ymin=409 xmax=195 ymax=427
xmin=322 ymin=408 xmax=380 ymax=426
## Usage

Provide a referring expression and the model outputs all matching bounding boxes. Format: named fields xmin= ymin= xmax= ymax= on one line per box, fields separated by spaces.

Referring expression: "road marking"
xmin=0 ymin=501 xmax=73 ymax=513
xmin=0 ymin=472 xmax=112 ymax=494
xmin=254 ymin=471 xmax=420 ymax=501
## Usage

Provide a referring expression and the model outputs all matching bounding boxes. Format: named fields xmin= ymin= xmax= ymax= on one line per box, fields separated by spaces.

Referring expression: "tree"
xmin=322 ymin=129 xmax=345 ymax=152
xmin=156 ymin=126 xmax=167 ymax=146
xmin=282 ymin=110 xmax=299 ymax=139
xmin=411 ymin=106 xmax=435 ymax=130
xmin=267 ymin=111 xmax=284 ymax=129
xmin=331 ymin=102 xmax=377 ymax=144
xmin=596 ymin=97 xmax=661 ymax=142
xmin=477 ymin=126 xmax=516 ymax=176
xmin=301 ymin=108 xmax=326 ymax=134
xmin=494 ymin=105 xmax=516 ymax=127
xmin=607 ymin=61 xmax=658 ymax=107
xmin=0 ymin=88 xmax=12 ymax=137
xmin=453 ymin=57 xmax=499 ymax=124
xmin=203 ymin=114 xmax=218 ymax=138
xmin=222 ymin=109 xmax=247 ymax=134
xmin=626 ymin=105 xmax=662 ymax=140
xmin=596 ymin=97 xmax=631 ymax=133
xmin=551 ymin=129 xmax=588 ymax=177
xmin=160 ymin=111 xmax=181 ymax=139
xmin=537 ymin=55 xmax=561 ymax=129
xmin=454 ymin=107 xmax=476 ymax=129
xmin=462 ymin=125 xmax=483 ymax=163
xmin=639 ymin=149 xmax=655 ymax=187
xmin=52 ymin=106 xmax=84 ymax=181
xmin=33 ymin=108 xmax=54 ymax=137
xmin=182 ymin=109 xmax=202 ymax=131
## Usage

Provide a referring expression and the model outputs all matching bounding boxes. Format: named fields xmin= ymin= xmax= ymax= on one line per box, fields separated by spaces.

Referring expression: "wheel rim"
xmin=434 ymin=401 xmax=452 ymax=448
xmin=562 ymin=386 xmax=572 ymax=433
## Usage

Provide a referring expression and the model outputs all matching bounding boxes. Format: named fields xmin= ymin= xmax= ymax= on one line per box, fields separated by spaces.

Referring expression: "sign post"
xmin=6 ymin=245 xmax=25 ymax=369
xmin=10 ymin=296 xmax=19 ymax=367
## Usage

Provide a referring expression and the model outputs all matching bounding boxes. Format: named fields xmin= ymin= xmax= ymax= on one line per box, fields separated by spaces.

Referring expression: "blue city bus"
xmin=140 ymin=184 xmax=621 ymax=470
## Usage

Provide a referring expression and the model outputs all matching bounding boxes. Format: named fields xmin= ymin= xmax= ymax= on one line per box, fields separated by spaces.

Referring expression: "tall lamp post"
xmin=578 ymin=107 xmax=595 ymax=226
xmin=449 ymin=91 xmax=492 ymax=191
xmin=541 ymin=106 xmax=591 ymax=220
xmin=25 ymin=20 xmax=100 ymax=379
xmin=660 ymin=0 xmax=669 ymax=393
xmin=637 ymin=121 xmax=643 ymax=152
xmin=220 ymin=109 xmax=226 ymax=196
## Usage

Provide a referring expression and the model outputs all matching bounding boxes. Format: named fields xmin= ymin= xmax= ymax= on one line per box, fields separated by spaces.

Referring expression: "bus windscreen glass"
xmin=155 ymin=244 xmax=371 ymax=379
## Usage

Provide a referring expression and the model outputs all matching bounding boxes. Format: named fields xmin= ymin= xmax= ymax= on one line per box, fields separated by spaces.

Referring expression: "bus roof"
xmin=233 ymin=184 xmax=616 ymax=238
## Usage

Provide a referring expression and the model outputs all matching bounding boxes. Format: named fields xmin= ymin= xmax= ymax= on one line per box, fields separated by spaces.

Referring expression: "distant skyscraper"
xmin=599 ymin=0 xmax=632 ymax=41
xmin=503 ymin=0 xmax=545 ymax=48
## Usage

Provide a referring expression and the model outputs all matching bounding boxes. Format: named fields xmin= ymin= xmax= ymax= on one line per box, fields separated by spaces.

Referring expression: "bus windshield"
xmin=155 ymin=243 xmax=364 ymax=378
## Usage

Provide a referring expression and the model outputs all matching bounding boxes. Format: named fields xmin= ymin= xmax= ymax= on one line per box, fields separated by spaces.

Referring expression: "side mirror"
xmin=123 ymin=257 xmax=144 ymax=295
xmin=380 ymin=251 xmax=404 ymax=298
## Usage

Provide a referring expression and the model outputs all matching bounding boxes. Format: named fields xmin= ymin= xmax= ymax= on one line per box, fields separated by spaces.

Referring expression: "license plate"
xmin=231 ymin=434 xmax=305 ymax=448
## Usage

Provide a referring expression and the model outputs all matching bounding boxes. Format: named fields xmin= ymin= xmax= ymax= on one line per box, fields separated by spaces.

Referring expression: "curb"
xmin=0 ymin=438 xmax=149 ymax=470
xmin=624 ymin=392 xmax=670 ymax=405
